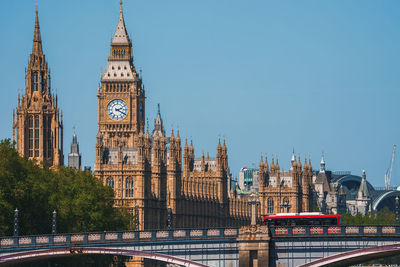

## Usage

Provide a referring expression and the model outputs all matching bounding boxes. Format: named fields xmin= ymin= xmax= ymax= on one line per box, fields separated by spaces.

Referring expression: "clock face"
xmin=107 ymin=99 xmax=128 ymax=121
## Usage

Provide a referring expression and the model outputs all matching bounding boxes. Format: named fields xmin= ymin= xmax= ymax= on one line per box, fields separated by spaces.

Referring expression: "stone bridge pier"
xmin=237 ymin=225 xmax=270 ymax=267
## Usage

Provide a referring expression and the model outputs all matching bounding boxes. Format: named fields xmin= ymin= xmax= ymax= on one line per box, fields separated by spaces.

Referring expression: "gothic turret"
xmin=356 ymin=170 xmax=372 ymax=216
xmin=152 ymin=104 xmax=165 ymax=138
xmin=358 ymin=170 xmax=371 ymax=199
xmin=68 ymin=128 xmax=81 ymax=170
xmin=183 ymin=139 xmax=190 ymax=172
xmin=13 ymin=6 xmax=63 ymax=167
xmin=264 ymin=155 xmax=269 ymax=171
xmin=275 ymin=158 xmax=280 ymax=172
xmin=222 ymin=139 xmax=228 ymax=171
xmin=271 ymin=157 xmax=275 ymax=173
xmin=259 ymin=154 xmax=265 ymax=189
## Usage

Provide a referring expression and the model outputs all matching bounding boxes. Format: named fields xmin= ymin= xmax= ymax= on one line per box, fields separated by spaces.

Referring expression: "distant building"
xmin=239 ymin=167 xmax=259 ymax=191
xmin=314 ymin=154 xmax=347 ymax=214
xmin=68 ymin=131 xmax=81 ymax=170
xmin=313 ymin=154 xmax=376 ymax=216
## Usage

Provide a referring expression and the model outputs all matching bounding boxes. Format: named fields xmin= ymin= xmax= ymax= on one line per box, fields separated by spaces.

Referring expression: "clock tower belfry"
xmin=96 ymin=1 xmax=145 ymax=137
xmin=95 ymin=1 xmax=148 ymax=224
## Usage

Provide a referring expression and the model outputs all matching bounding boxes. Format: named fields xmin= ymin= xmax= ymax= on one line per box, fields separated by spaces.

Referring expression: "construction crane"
xmin=385 ymin=144 xmax=396 ymax=190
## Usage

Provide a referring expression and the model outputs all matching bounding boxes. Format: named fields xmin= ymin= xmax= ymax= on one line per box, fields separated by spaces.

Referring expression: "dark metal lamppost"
xmin=134 ymin=206 xmax=139 ymax=230
xmin=14 ymin=208 xmax=19 ymax=237
xmin=52 ymin=210 xmax=57 ymax=234
xmin=395 ymin=196 xmax=399 ymax=225
xmin=121 ymin=153 xmax=128 ymax=200
xmin=167 ymin=205 xmax=172 ymax=230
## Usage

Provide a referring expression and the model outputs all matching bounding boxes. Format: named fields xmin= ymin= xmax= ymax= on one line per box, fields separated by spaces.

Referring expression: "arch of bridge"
xmin=372 ymin=190 xmax=400 ymax=211
xmin=299 ymin=243 xmax=400 ymax=267
xmin=0 ymin=247 xmax=208 ymax=267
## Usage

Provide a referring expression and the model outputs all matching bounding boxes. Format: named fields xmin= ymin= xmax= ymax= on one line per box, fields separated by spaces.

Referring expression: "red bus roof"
xmin=264 ymin=214 xmax=341 ymax=219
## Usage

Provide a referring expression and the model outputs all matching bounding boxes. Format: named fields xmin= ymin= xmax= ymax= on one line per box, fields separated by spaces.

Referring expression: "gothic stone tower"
xmin=94 ymin=2 xmax=149 ymax=229
xmin=13 ymin=7 xmax=63 ymax=167
xmin=68 ymin=130 xmax=81 ymax=170
xmin=257 ymin=153 xmax=313 ymax=217
xmin=95 ymin=2 xmax=252 ymax=232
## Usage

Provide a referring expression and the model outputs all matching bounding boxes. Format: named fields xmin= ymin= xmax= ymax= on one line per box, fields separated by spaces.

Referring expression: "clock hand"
xmin=114 ymin=107 xmax=126 ymax=115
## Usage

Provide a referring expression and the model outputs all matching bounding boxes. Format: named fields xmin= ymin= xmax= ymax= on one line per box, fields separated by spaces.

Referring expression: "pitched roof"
xmin=315 ymin=171 xmax=331 ymax=192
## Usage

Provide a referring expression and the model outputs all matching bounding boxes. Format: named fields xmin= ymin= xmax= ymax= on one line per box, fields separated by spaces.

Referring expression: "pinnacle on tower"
xmin=291 ymin=148 xmax=296 ymax=163
xmin=72 ymin=125 xmax=77 ymax=144
xmin=112 ymin=0 xmax=130 ymax=45
xmin=153 ymin=104 xmax=165 ymax=138
xmin=68 ymin=127 xmax=81 ymax=170
xmin=184 ymin=138 xmax=188 ymax=149
xmin=32 ymin=5 xmax=43 ymax=55
xmin=320 ymin=151 xmax=326 ymax=173
xmin=297 ymin=154 xmax=302 ymax=168
xmin=290 ymin=149 xmax=296 ymax=170
xmin=358 ymin=170 xmax=371 ymax=199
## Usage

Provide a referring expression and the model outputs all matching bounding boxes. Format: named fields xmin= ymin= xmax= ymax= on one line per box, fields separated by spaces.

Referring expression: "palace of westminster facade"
xmin=12 ymin=3 xmax=314 ymax=230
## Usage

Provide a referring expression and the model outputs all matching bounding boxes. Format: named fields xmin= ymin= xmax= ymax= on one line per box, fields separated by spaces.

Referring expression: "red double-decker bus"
xmin=264 ymin=213 xmax=342 ymax=227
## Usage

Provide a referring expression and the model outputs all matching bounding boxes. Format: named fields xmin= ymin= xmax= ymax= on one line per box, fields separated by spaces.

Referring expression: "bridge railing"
xmin=0 ymin=228 xmax=239 ymax=250
xmin=269 ymin=225 xmax=400 ymax=238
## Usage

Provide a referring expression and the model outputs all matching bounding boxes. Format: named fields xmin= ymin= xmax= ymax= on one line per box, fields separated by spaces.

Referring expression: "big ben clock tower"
xmin=94 ymin=1 xmax=148 ymax=221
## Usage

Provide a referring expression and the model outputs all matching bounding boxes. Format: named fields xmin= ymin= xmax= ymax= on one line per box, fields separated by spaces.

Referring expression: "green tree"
xmin=0 ymin=139 xmax=131 ymax=236
xmin=341 ymin=208 xmax=395 ymax=225
xmin=0 ymin=139 xmax=133 ymax=266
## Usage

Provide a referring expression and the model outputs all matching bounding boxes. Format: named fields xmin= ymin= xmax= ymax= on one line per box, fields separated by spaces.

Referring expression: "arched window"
xmin=40 ymin=71 xmax=45 ymax=92
xmin=106 ymin=177 xmax=114 ymax=189
xmin=126 ymin=177 xmax=134 ymax=197
xmin=267 ymin=198 xmax=274 ymax=214
xmin=28 ymin=116 xmax=34 ymax=157
xmin=33 ymin=72 xmax=38 ymax=91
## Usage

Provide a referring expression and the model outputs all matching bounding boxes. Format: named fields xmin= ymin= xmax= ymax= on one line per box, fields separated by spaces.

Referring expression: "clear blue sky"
xmin=1 ymin=0 xmax=400 ymax=187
